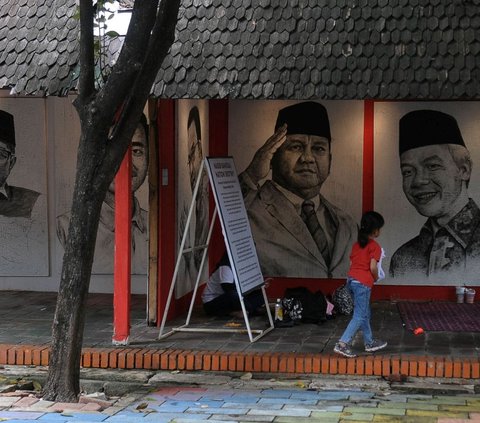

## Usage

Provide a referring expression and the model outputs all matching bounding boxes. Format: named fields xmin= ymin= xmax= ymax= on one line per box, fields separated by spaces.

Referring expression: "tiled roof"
xmin=1 ymin=0 xmax=479 ymax=99
xmin=153 ymin=0 xmax=480 ymax=99
xmin=0 ymin=0 xmax=79 ymax=96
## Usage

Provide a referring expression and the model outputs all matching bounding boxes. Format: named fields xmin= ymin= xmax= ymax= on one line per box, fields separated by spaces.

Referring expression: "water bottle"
xmin=274 ymin=298 xmax=283 ymax=321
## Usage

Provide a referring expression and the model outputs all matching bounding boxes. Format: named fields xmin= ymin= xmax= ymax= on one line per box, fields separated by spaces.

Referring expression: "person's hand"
xmin=244 ymin=124 xmax=287 ymax=185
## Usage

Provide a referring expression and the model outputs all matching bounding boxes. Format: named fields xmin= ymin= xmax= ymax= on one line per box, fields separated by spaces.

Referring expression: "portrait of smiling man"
xmin=239 ymin=101 xmax=357 ymax=278
xmin=389 ymin=109 xmax=480 ymax=278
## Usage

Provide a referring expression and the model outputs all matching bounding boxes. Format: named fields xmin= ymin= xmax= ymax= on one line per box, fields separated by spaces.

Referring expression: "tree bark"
xmin=42 ymin=0 xmax=180 ymax=401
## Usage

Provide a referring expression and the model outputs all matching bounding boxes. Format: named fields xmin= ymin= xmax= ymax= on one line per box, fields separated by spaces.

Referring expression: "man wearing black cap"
xmin=390 ymin=109 xmax=480 ymax=278
xmin=239 ymin=101 xmax=357 ymax=278
xmin=0 ymin=110 xmax=40 ymax=218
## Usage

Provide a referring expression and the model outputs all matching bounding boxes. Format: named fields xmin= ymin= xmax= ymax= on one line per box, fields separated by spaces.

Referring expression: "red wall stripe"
xmin=157 ymin=99 xmax=177 ymax=320
xmin=208 ymin=100 xmax=230 ymax=272
xmin=363 ymin=100 xmax=374 ymax=212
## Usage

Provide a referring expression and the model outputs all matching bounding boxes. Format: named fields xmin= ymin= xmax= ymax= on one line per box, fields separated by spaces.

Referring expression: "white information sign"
xmin=205 ymin=157 xmax=264 ymax=294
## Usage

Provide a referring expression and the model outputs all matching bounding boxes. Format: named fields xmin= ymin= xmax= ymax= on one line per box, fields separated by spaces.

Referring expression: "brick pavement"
xmin=0 ymin=291 xmax=480 ymax=378
xmin=1 ymin=386 xmax=480 ymax=422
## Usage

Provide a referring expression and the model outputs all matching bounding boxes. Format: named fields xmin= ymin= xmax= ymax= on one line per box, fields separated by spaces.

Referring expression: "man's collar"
xmin=0 ymin=183 xmax=8 ymax=199
xmin=99 ymin=196 xmax=146 ymax=232
xmin=272 ymin=181 xmax=320 ymax=212
xmin=422 ymin=199 xmax=480 ymax=247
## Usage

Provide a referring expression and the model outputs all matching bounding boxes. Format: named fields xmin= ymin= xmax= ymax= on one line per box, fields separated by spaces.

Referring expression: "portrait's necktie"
xmin=301 ymin=200 xmax=331 ymax=266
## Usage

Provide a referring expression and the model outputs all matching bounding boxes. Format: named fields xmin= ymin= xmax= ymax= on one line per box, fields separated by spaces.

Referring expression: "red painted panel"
xmin=157 ymin=100 xmax=176 ymax=320
xmin=207 ymin=100 xmax=229 ymax=273
xmin=363 ymin=100 xmax=374 ymax=213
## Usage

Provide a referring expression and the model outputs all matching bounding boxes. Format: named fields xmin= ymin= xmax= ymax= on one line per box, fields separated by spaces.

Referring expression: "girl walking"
xmin=334 ymin=211 xmax=387 ymax=358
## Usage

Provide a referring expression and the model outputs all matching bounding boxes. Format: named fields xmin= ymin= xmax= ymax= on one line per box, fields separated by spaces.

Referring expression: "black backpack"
xmin=283 ymin=286 xmax=327 ymax=324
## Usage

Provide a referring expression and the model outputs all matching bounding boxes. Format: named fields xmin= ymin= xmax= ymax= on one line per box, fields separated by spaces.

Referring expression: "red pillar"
xmin=112 ymin=147 xmax=132 ymax=344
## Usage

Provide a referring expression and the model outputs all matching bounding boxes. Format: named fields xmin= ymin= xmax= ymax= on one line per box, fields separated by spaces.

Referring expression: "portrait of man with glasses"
xmin=0 ymin=110 xmax=40 ymax=218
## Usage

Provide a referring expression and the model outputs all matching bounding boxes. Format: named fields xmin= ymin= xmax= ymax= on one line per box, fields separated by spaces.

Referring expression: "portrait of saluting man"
xmin=239 ymin=101 xmax=357 ymax=278
xmin=390 ymin=109 xmax=480 ymax=279
xmin=0 ymin=110 xmax=40 ymax=218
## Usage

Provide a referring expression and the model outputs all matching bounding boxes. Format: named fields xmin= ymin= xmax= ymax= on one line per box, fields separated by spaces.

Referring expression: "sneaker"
xmin=365 ymin=339 xmax=387 ymax=352
xmin=334 ymin=342 xmax=357 ymax=358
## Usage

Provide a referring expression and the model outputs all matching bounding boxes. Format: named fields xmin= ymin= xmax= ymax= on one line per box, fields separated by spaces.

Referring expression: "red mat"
xmin=397 ymin=302 xmax=480 ymax=332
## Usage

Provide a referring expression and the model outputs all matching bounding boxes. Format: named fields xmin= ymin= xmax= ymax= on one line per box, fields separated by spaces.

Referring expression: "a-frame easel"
xmin=158 ymin=157 xmax=274 ymax=342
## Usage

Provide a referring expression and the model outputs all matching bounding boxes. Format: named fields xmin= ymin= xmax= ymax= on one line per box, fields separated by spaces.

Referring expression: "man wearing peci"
xmin=57 ymin=115 xmax=149 ymax=274
xmin=0 ymin=110 xmax=40 ymax=218
xmin=390 ymin=109 xmax=480 ymax=279
xmin=239 ymin=101 xmax=357 ymax=278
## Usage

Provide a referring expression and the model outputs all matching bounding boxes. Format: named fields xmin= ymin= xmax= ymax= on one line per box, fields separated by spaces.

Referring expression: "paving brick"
xmin=213 ymin=414 xmax=274 ymax=422
xmin=453 ymin=360 xmax=463 ymax=378
xmin=439 ymin=405 xmax=480 ymax=412
xmin=260 ymin=354 xmax=270 ymax=373
xmin=187 ymin=406 xmax=248 ymax=414
xmin=81 ymin=402 xmax=103 ymax=411
xmin=329 ymin=356 xmax=338 ymax=374
xmin=298 ymin=418 xmax=342 ymax=423
xmin=378 ymin=402 xmax=437 ymax=411
xmin=340 ymin=411 xmax=374 ymax=420
xmin=372 ymin=416 xmax=436 ymax=422
xmin=461 ymin=360 xmax=471 ymax=379
xmin=406 ymin=409 xmax=469 ymax=418
xmin=373 ymin=357 xmax=382 ymax=376
xmin=269 ymin=354 xmax=279 ymax=373
xmin=294 ymin=356 xmax=304 ymax=373
xmin=286 ymin=356 xmax=295 ymax=373
xmin=79 ymin=396 xmax=114 ymax=409
xmin=409 ymin=397 xmax=466 ymax=405
xmin=248 ymin=408 xmax=310 ymax=417
xmin=220 ymin=354 xmax=228 ymax=371
xmin=12 ymin=396 xmax=39 ymax=408
xmin=48 ymin=402 xmax=86 ymax=411
xmin=417 ymin=357 xmax=427 ymax=377
xmin=320 ymin=355 xmax=329 ymax=374
xmin=100 ymin=350 xmax=110 ymax=368
xmin=193 ymin=352 xmax=203 ymax=370
xmin=444 ymin=358 xmax=453 ymax=378
xmin=470 ymin=359 xmax=480 ymax=379
xmin=0 ymin=410 xmax=45 ymax=419
xmin=344 ymin=406 xmax=405 ymax=416
xmin=365 ymin=357 xmax=374 ymax=375
xmin=186 ymin=353 xmax=195 ymax=370
xmin=0 ymin=396 xmax=19 ymax=407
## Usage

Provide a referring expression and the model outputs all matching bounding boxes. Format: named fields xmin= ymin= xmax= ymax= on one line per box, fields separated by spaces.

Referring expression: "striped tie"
xmin=301 ymin=200 xmax=331 ymax=266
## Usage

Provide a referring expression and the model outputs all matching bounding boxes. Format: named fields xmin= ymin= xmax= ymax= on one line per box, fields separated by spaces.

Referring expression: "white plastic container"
xmin=466 ymin=288 xmax=476 ymax=304
xmin=456 ymin=286 xmax=466 ymax=303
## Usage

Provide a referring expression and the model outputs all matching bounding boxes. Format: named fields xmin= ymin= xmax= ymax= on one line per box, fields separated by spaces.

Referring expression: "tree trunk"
xmin=43 ymin=128 xmax=110 ymax=401
xmin=42 ymin=0 xmax=180 ymax=402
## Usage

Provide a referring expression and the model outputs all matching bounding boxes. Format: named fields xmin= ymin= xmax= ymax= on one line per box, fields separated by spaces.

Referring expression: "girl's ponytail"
xmin=357 ymin=211 xmax=385 ymax=248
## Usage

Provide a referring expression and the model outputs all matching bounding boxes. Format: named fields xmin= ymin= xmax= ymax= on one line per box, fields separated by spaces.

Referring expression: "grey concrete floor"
xmin=0 ymin=290 xmax=479 ymax=357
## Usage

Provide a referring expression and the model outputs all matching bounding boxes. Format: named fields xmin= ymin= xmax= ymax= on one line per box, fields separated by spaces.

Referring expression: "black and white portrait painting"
xmin=176 ymin=100 xmax=209 ymax=298
xmin=375 ymin=102 xmax=480 ymax=285
xmin=55 ymin=109 xmax=149 ymax=275
xmin=230 ymin=100 xmax=363 ymax=279
xmin=0 ymin=99 xmax=48 ymax=276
